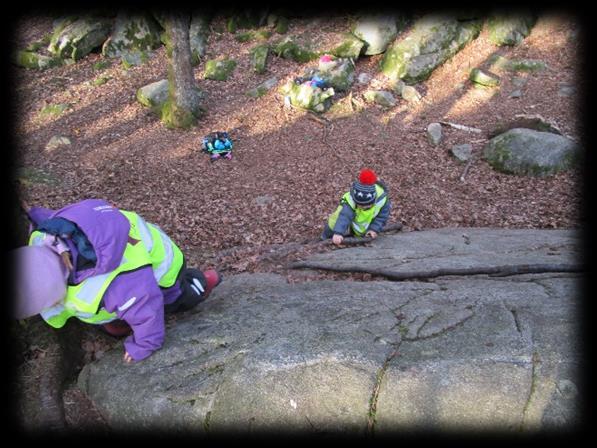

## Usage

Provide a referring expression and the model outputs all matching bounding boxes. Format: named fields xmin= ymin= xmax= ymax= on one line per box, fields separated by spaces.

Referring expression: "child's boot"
xmin=203 ymin=269 xmax=222 ymax=298
xmin=102 ymin=319 xmax=132 ymax=337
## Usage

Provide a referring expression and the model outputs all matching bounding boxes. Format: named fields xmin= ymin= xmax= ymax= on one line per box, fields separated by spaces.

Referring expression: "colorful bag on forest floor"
xmin=201 ymin=131 xmax=233 ymax=162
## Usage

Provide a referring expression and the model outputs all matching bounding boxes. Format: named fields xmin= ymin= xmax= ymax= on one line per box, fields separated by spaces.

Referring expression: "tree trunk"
xmin=162 ymin=12 xmax=202 ymax=128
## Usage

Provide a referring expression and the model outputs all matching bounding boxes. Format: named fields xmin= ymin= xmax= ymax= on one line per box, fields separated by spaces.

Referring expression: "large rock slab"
xmin=296 ymin=227 xmax=581 ymax=273
xmin=78 ymin=228 xmax=582 ymax=434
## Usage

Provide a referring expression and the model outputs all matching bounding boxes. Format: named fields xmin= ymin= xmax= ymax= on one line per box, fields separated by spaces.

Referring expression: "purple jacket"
xmin=28 ymin=199 xmax=183 ymax=361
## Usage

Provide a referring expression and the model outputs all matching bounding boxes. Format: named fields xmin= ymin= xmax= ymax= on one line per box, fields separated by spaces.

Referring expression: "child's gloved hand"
xmin=366 ymin=230 xmax=378 ymax=239
xmin=332 ymin=234 xmax=344 ymax=245
xmin=124 ymin=351 xmax=134 ymax=363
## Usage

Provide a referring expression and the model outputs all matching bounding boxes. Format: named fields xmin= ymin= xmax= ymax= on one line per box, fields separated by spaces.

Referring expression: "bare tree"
xmin=161 ymin=11 xmax=203 ymax=128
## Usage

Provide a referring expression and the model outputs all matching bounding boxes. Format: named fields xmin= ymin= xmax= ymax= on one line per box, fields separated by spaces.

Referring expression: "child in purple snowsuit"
xmin=11 ymin=199 xmax=222 ymax=363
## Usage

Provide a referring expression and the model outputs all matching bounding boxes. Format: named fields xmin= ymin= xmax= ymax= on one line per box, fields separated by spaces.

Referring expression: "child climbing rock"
xmin=11 ymin=199 xmax=223 ymax=363
xmin=322 ymin=168 xmax=391 ymax=245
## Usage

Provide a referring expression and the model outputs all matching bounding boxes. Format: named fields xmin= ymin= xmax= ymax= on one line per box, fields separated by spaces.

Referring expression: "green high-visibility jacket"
xmin=328 ymin=184 xmax=387 ymax=236
xmin=30 ymin=209 xmax=184 ymax=328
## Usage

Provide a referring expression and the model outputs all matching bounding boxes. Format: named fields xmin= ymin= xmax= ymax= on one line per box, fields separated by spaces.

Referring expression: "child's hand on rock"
xmin=332 ymin=234 xmax=344 ymax=245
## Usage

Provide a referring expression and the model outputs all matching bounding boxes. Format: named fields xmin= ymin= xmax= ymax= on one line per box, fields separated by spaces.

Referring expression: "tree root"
xmin=14 ymin=317 xmax=89 ymax=431
xmin=215 ymin=222 xmax=404 ymax=266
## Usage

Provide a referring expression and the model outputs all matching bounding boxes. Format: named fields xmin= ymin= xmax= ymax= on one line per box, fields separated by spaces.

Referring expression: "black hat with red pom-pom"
xmin=351 ymin=168 xmax=378 ymax=206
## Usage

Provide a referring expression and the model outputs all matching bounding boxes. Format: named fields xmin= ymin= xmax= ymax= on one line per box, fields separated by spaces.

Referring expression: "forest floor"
xmin=9 ymin=12 xmax=585 ymax=430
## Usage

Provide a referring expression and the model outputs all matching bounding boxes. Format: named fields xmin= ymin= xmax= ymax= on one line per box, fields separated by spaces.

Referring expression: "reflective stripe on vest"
xmin=119 ymin=210 xmax=184 ymax=288
xmin=30 ymin=226 xmax=152 ymax=328
xmin=327 ymin=184 xmax=387 ymax=236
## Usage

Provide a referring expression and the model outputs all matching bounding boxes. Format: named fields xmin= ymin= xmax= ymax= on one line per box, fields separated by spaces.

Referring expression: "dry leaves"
xmin=12 ymin=13 xmax=583 ymax=278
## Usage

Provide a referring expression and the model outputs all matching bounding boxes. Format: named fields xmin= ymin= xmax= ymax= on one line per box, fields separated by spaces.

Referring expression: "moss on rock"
xmin=250 ymin=44 xmax=269 ymax=74
xmin=48 ymin=17 xmax=112 ymax=61
xmin=273 ymin=37 xmax=318 ymax=63
xmin=204 ymin=58 xmax=237 ymax=81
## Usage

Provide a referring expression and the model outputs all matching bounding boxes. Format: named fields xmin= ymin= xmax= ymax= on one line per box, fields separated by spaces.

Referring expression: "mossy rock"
xmin=246 ymin=77 xmax=278 ymax=98
xmin=482 ymin=128 xmax=580 ymax=177
xmin=226 ymin=17 xmax=238 ymax=33
xmin=380 ymin=15 xmax=481 ymax=84
xmin=204 ymin=58 xmax=237 ymax=81
xmin=48 ymin=16 xmax=113 ymax=61
xmin=16 ymin=167 xmax=60 ymax=186
xmin=25 ymin=34 xmax=52 ymax=52
xmin=93 ymin=59 xmax=110 ymax=70
xmin=488 ymin=54 xmax=546 ymax=72
xmin=39 ymin=103 xmax=70 ymax=118
xmin=316 ymin=58 xmax=355 ymax=92
xmin=275 ymin=16 xmax=289 ymax=34
xmin=280 ymin=80 xmax=335 ymax=113
xmin=363 ymin=90 xmax=396 ymax=108
xmin=504 ymin=58 xmax=546 ymax=72
xmin=15 ymin=51 xmax=63 ymax=70
xmin=273 ymin=37 xmax=318 ymax=63
xmin=102 ymin=13 xmax=162 ymax=59
xmin=330 ymin=33 xmax=365 ymax=59
xmin=235 ymin=29 xmax=271 ymax=43
xmin=91 ymin=75 xmax=111 ymax=86
xmin=235 ymin=31 xmax=253 ymax=43
xmin=250 ymin=44 xmax=269 ymax=74
xmin=136 ymin=79 xmax=169 ymax=111
xmin=487 ymin=12 xmax=536 ymax=46
xmin=470 ymin=68 xmax=500 ymax=87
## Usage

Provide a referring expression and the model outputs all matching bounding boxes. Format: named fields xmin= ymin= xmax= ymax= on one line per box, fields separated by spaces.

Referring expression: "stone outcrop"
xmin=380 ymin=15 xmax=481 ymax=84
xmin=77 ymin=228 xmax=582 ymax=434
xmin=101 ymin=12 xmax=162 ymax=62
xmin=48 ymin=16 xmax=113 ymax=61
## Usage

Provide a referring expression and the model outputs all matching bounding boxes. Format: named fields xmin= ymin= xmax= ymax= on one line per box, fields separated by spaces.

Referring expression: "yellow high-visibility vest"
xmin=327 ymin=184 xmax=387 ymax=236
xmin=29 ymin=209 xmax=184 ymax=328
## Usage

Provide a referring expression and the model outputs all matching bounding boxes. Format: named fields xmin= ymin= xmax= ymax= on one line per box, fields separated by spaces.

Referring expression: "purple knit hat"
xmin=11 ymin=245 xmax=69 ymax=319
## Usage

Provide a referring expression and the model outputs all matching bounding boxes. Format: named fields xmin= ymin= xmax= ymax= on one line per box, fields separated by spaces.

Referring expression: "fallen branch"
xmin=459 ymin=157 xmax=474 ymax=182
xmin=288 ymin=262 xmax=584 ymax=280
xmin=307 ymin=112 xmax=330 ymax=125
xmin=439 ymin=121 xmax=483 ymax=134
xmin=322 ymin=222 xmax=404 ymax=246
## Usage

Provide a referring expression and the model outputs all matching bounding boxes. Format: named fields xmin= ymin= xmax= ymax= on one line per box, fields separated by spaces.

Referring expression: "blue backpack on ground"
xmin=202 ymin=131 xmax=233 ymax=161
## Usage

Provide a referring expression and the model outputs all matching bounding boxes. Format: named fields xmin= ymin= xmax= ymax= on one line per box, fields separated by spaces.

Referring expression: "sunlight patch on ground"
xmin=443 ymin=85 xmax=500 ymax=122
